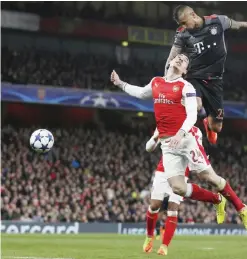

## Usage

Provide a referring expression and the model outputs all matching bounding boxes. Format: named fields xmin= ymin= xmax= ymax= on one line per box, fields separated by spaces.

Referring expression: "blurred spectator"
xmin=1 ymin=124 xmax=247 ymax=223
xmin=2 ymin=47 xmax=247 ymax=101
xmin=1 ymin=1 xmax=247 ymax=30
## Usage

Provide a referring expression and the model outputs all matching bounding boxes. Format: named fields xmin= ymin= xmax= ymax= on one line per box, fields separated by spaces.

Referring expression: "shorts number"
xmin=190 ymin=150 xmax=203 ymax=163
xmin=216 ymin=109 xmax=224 ymax=120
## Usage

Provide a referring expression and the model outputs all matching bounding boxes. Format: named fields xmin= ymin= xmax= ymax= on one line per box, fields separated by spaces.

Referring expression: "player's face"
xmin=179 ymin=11 xmax=197 ymax=30
xmin=170 ymin=54 xmax=189 ymax=74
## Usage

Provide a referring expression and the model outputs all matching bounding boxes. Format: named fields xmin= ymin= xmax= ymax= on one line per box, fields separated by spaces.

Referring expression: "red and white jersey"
xmin=151 ymin=77 xmax=196 ymax=136
xmin=121 ymin=76 xmax=197 ymax=136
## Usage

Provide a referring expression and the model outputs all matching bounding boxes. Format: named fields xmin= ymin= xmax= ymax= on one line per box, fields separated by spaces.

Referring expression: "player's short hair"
xmin=173 ymin=5 xmax=191 ymax=24
xmin=166 ymin=53 xmax=190 ymax=74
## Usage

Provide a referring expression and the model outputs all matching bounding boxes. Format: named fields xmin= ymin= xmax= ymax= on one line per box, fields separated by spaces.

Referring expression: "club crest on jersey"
xmin=210 ymin=26 xmax=217 ymax=35
xmin=173 ymin=85 xmax=180 ymax=92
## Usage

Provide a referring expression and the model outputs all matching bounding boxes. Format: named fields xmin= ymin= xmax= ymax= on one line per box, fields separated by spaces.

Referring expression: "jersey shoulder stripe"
xmin=176 ymin=26 xmax=185 ymax=33
xmin=204 ymin=14 xmax=217 ymax=20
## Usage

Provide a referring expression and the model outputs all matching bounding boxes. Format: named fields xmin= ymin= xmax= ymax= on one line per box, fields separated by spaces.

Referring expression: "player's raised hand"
xmin=110 ymin=70 xmax=121 ymax=86
xmin=168 ymin=129 xmax=185 ymax=149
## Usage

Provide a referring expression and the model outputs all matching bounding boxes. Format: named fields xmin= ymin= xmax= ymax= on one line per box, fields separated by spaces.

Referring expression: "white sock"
xmin=185 ymin=183 xmax=193 ymax=197
xmin=148 ymin=206 xmax=160 ymax=214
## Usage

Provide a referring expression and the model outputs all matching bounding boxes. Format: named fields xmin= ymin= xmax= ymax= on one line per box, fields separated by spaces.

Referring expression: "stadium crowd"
xmin=2 ymin=47 xmax=247 ymax=101
xmin=1 ymin=124 xmax=247 ymax=224
xmin=2 ymin=1 xmax=246 ymax=30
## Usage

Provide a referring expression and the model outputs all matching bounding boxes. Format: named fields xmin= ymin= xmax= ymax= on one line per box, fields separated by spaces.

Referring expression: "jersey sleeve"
xmin=180 ymin=82 xmax=198 ymax=133
xmin=146 ymin=137 xmax=160 ymax=152
xmin=217 ymin=15 xmax=232 ymax=31
xmin=173 ymin=30 xmax=185 ymax=48
xmin=121 ymin=79 xmax=153 ymax=99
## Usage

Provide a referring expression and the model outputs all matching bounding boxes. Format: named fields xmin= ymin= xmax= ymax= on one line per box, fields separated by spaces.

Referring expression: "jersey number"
xmin=190 ymin=150 xmax=203 ymax=163
xmin=216 ymin=109 xmax=224 ymax=120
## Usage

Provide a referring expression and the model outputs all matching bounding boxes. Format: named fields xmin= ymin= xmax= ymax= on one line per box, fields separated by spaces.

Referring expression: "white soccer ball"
xmin=30 ymin=129 xmax=54 ymax=153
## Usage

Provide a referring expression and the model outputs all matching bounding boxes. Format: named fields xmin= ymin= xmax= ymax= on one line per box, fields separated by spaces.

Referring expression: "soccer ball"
xmin=30 ymin=129 xmax=54 ymax=153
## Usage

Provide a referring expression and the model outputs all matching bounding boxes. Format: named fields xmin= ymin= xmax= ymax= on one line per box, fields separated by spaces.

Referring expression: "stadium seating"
xmin=1 ymin=124 xmax=246 ymax=223
xmin=2 ymin=48 xmax=247 ymax=101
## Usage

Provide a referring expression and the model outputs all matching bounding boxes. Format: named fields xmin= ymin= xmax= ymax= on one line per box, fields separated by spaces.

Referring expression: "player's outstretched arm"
xmin=146 ymin=128 xmax=160 ymax=152
xmin=164 ymin=45 xmax=182 ymax=75
xmin=218 ymin=15 xmax=247 ymax=30
xmin=230 ymin=20 xmax=247 ymax=29
xmin=110 ymin=70 xmax=152 ymax=99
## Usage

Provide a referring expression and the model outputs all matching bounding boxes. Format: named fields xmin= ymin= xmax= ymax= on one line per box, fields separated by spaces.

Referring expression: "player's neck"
xmin=165 ymin=69 xmax=182 ymax=81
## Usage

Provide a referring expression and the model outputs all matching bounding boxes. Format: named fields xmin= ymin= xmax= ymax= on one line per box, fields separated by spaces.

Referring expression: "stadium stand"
xmin=1 ymin=124 xmax=247 ymax=223
xmin=2 ymin=47 xmax=247 ymax=101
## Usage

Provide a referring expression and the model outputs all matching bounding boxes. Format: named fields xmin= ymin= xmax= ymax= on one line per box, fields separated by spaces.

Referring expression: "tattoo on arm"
xmin=164 ymin=45 xmax=182 ymax=75
xmin=230 ymin=19 xmax=247 ymax=29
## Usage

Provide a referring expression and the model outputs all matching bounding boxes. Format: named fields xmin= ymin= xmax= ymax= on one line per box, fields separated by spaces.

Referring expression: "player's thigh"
xmin=197 ymin=166 xmax=224 ymax=188
xmin=188 ymin=157 xmax=211 ymax=173
xmin=183 ymin=133 xmax=211 ymax=173
xmin=201 ymin=80 xmax=224 ymax=121
xmin=168 ymin=192 xmax=183 ymax=205
xmin=151 ymin=172 xmax=171 ymax=201
xmin=160 ymin=141 xmax=188 ymax=179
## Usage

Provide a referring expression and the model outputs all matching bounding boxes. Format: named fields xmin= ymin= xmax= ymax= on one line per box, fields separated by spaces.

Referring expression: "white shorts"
xmin=160 ymin=132 xmax=211 ymax=179
xmin=151 ymin=171 xmax=184 ymax=204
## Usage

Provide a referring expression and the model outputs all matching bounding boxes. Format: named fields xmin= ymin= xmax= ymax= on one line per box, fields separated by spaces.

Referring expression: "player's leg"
xmin=198 ymin=167 xmax=247 ymax=228
xmin=143 ymin=172 xmax=165 ymax=253
xmin=201 ymin=79 xmax=224 ymax=144
xmin=148 ymin=199 xmax=162 ymax=237
xmin=187 ymin=78 xmax=221 ymax=144
xmin=167 ymin=175 xmax=221 ymax=203
xmin=188 ymin=134 xmax=246 ymax=226
xmin=161 ymin=137 xmax=223 ymax=205
xmin=158 ymin=194 xmax=181 ymax=256
xmin=155 ymin=213 xmax=162 ymax=240
xmin=156 ymin=197 xmax=168 ymax=241
xmin=156 ymin=197 xmax=168 ymax=240
xmin=144 ymin=199 xmax=162 ymax=253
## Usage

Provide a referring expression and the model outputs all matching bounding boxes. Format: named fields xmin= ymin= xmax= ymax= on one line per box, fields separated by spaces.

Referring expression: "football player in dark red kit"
xmin=165 ymin=5 xmax=247 ymax=144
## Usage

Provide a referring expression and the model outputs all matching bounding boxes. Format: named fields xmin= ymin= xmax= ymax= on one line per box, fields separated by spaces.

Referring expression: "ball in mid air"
xmin=30 ymin=129 xmax=54 ymax=153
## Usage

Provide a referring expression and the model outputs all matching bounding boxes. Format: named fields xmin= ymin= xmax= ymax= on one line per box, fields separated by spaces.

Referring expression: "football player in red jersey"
xmin=143 ymin=126 xmax=246 ymax=255
xmin=111 ymin=53 xmax=247 ymax=255
xmin=165 ymin=5 xmax=247 ymax=144
xmin=145 ymin=137 xmax=190 ymax=254
xmin=142 ymin=126 xmax=195 ymax=255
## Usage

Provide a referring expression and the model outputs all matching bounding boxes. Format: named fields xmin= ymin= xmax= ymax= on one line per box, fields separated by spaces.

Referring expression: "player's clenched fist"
xmin=110 ymin=70 xmax=121 ymax=86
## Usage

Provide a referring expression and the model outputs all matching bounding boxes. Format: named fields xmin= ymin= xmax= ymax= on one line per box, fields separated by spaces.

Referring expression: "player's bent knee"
xmin=211 ymin=123 xmax=222 ymax=133
xmin=171 ymin=185 xmax=186 ymax=196
xmin=208 ymin=116 xmax=223 ymax=132
xmin=168 ymin=202 xmax=179 ymax=212
xmin=150 ymin=199 xmax=162 ymax=211
xmin=199 ymin=168 xmax=225 ymax=188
